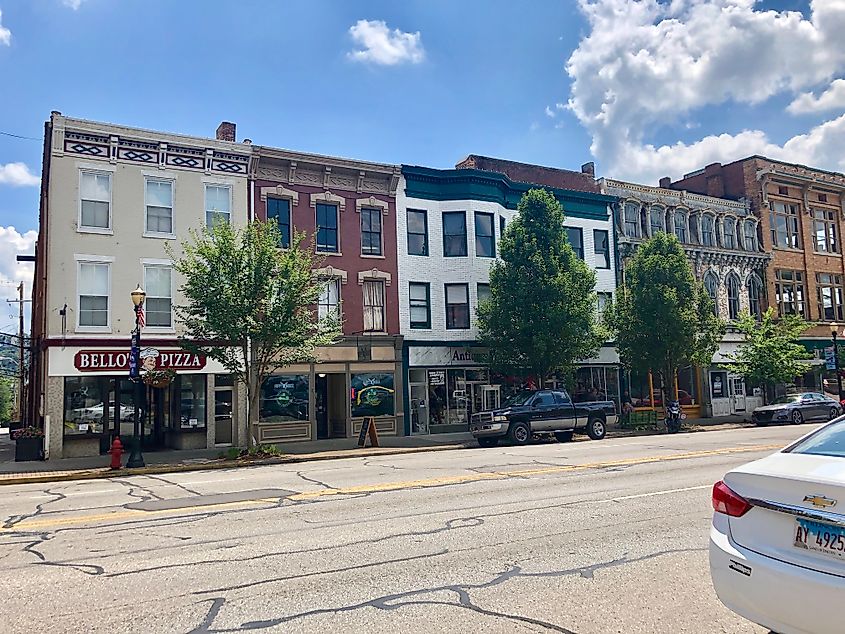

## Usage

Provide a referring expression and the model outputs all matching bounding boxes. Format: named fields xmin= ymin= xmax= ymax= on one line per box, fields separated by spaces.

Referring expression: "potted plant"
xmin=13 ymin=426 xmax=45 ymax=462
xmin=140 ymin=368 xmax=176 ymax=389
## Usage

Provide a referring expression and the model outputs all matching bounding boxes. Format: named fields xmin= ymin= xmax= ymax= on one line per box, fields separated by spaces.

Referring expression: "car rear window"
xmin=786 ymin=419 xmax=845 ymax=458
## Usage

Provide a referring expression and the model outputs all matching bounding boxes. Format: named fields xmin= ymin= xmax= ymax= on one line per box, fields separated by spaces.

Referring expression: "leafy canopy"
xmin=477 ymin=188 xmax=603 ymax=382
xmin=605 ymin=232 xmax=723 ymax=392
xmin=0 ymin=378 xmax=12 ymax=423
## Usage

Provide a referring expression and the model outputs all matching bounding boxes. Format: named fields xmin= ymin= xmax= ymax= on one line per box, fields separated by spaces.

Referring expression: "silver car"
xmin=752 ymin=392 xmax=842 ymax=426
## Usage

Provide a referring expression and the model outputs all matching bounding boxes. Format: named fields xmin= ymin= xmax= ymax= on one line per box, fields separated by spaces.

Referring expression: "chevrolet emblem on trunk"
xmin=803 ymin=495 xmax=837 ymax=509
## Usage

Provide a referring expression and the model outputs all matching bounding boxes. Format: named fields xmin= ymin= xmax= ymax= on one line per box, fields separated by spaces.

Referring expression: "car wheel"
xmin=508 ymin=422 xmax=531 ymax=446
xmin=791 ymin=409 xmax=804 ymax=425
xmin=830 ymin=407 xmax=840 ymax=421
xmin=554 ymin=431 xmax=573 ymax=443
xmin=477 ymin=437 xmax=498 ymax=448
xmin=755 ymin=420 xmax=768 ymax=427
xmin=586 ymin=418 xmax=607 ymax=440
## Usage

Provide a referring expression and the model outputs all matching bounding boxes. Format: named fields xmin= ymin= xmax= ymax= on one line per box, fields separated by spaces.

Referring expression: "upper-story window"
xmin=477 ymin=282 xmax=491 ymax=307
xmin=362 ymin=279 xmax=385 ymax=332
xmin=596 ymin=292 xmax=612 ymax=320
xmin=565 ymin=227 xmax=584 ymax=260
xmin=689 ymin=213 xmax=700 ymax=244
xmin=145 ymin=179 xmax=174 ymax=236
xmin=445 ymin=283 xmax=470 ymax=329
xmin=748 ymin=275 xmax=763 ymax=321
xmin=205 ymin=184 xmax=231 ymax=228
xmin=267 ymin=198 xmax=291 ymax=248
xmin=775 ymin=269 xmax=806 ymax=317
xmin=474 ymin=212 xmax=495 ymax=258
xmin=674 ymin=211 xmax=687 ymax=243
xmin=726 ymin=273 xmax=740 ymax=320
xmin=770 ymin=201 xmax=801 ymax=249
xmin=722 ymin=217 xmax=736 ymax=249
xmin=407 ymin=209 xmax=428 ymax=256
xmin=499 ymin=216 xmax=506 ymax=239
xmin=594 ymin=229 xmax=610 ymax=268
xmin=78 ymin=261 xmax=110 ymax=328
xmin=817 ymin=273 xmax=844 ymax=321
xmin=144 ymin=265 xmax=173 ymax=328
xmin=704 ymin=271 xmax=719 ymax=317
xmin=701 ymin=215 xmax=715 ymax=247
xmin=649 ymin=206 xmax=665 ymax=236
xmin=318 ymin=278 xmax=341 ymax=320
xmin=443 ymin=211 xmax=467 ymax=257
xmin=361 ymin=207 xmax=383 ymax=256
xmin=409 ymin=282 xmax=431 ymax=329
xmin=79 ymin=171 xmax=112 ymax=231
xmin=744 ymin=220 xmax=757 ymax=251
xmin=812 ymin=208 xmax=838 ymax=254
xmin=623 ymin=202 xmax=640 ymax=237
xmin=316 ymin=203 xmax=339 ymax=253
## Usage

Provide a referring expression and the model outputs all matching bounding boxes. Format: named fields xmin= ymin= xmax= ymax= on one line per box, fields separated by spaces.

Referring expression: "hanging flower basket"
xmin=141 ymin=368 xmax=176 ymax=388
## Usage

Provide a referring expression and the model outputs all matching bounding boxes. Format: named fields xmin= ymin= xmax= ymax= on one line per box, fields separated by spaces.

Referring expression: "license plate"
xmin=794 ymin=518 xmax=845 ymax=559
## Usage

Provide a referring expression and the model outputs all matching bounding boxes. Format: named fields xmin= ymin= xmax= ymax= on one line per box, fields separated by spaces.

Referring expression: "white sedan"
xmin=710 ymin=419 xmax=845 ymax=634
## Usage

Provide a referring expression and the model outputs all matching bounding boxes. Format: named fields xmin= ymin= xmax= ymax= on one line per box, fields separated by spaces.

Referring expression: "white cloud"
xmin=0 ymin=163 xmax=40 ymax=187
xmin=0 ymin=226 xmax=36 ymax=334
xmin=347 ymin=19 xmax=424 ymax=66
xmin=62 ymin=0 xmax=85 ymax=9
xmin=788 ymin=79 xmax=845 ymax=115
xmin=0 ymin=10 xmax=11 ymax=46
xmin=545 ymin=106 xmax=556 ymax=118
xmin=565 ymin=0 xmax=845 ymax=181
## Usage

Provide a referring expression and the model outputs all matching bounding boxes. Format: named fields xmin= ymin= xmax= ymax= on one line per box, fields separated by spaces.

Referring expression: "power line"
xmin=0 ymin=130 xmax=40 ymax=141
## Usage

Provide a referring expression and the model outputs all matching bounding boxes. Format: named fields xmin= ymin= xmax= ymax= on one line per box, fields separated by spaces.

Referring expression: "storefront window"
xmin=351 ymin=373 xmax=395 ymax=418
xmin=64 ymin=377 xmax=106 ymax=436
xmin=427 ymin=370 xmax=447 ymax=427
xmin=628 ymin=370 xmax=652 ymax=407
xmin=260 ymin=375 xmax=309 ymax=422
xmin=676 ymin=365 xmax=698 ymax=405
xmin=447 ymin=369 xmax=468 ymax=425
xmin=176 ymin=375 xmax=207 ymax=430
xmin=572 ymin=366 xmax=620 ymax=408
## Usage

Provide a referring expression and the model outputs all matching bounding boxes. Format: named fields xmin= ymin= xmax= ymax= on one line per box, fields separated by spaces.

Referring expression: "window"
xmin=474 ymin=212 xmax=495 ymax=257
xmin=778 ymin=186 xmax=789 ymax=196
xmin=78 ymin=262 xmax=109 ymax=327
xmin=770 ymin=201 xmax=801 ymax=249
xmin=565 ymin=227 xmax=584 ymax=259
xmin=351 ymin=373 xmax=395 ymax=418
xmin=674 ymin=211 xmax=687 ymax=243
xmin=775 ymin=269 xmax=806 ymax=317
xmin=407 ymin=209 xmax=428 ymax=256
xmin=744 ymin=221 xmax=757 ymax=251
xmin=445 ymin=283 xmax=470 ymax=329
xmin=689 ymin=213 xmax=700 ymax=244
xmin=64 ymin=376 xmax=106 ymax=436
xmin=316 ymin=203 xmax=339 ymax=253
xmin=443 ymin=211 xmax=467 ymax=257
xmin=722 ymin=217 xmax=736 ymax=249
xmin=701 ymin=215 xmax=715 ymax=247
xmin=144 ymin=265 xmax=172 ymax=327
xmin=477 ymin=283 xmax=491 ymax=306
xmin=205 ymin=184 xmax=231 ymax=227
xmin=748 ymin=275 xmax=763 ymax=321
xmin=704 ymin=272 xmax=719 ymax=316
xmin=623 ymin=202 xmax=640 ymax=237
xmin=813 ymin=208 xmax=838 ymax=253
xmin=594 ymin=230 xmax=610 ymax=268
xmin=361 ymin=207 xmax=383 ymax=256
xmin=144 ymin=179 xmax=173 ymax=235
xmin=267 ymin=198 xmax=291 ymax=248
xmin=649 ymin=206 xmax=665 ymax=235
xmin=260 ymin=375 xmax=309 ymax=423
xmin=409 ymin=282 xmax=430 ymax=329
xmin=80 ymin=171 xmax=111 ymax=230
xmin=726 ymin=273 xmax=740 ymax=320
xmin=318 ymin=278 xmax=340 ymax=320
xmin=499 ymin=215 xmax=506 ymax=238
xmin=597 ymin=292 xmax=612 ymax=319
xmin=177 ymin=375 xmax=207 ymax=430
xmin=817 ymin=273 xmax=844 ymax=321
xmin=362 ymin=279 xmax=385 ymax=332
xmin=819 ymin=193 xmax=828 ymax=203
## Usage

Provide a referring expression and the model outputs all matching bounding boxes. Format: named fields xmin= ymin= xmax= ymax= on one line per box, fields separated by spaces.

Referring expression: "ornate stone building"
xmin=601 ymin=178 xmax=771 ymax=418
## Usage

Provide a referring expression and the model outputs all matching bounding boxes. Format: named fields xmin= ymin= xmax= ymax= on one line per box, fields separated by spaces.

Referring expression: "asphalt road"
xmin=0 ymin=425 xmax=817 ymax=634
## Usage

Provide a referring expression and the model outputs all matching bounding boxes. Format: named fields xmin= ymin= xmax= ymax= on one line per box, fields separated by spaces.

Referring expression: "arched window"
xmin=623 ymin=202 xmax=640 ymax=237
xmin=704 ymin=272 xmax=719 ymax=316
xmin=744 ymin=221 xmax=757 ymax=251
xmin=674 ymin=211 xmax=687 ymax=243
xmin=701 ymin=215 xmax=715 ymax=247
xmin=650 ymin=206 xmax=665 ymax=236
xmin=727 ymin=273 xmax=741 ymax=320
xmin=722 ymin=217 xmax=736 ymax=249
xmin=748 ymin=274 xmax=763 ymax=321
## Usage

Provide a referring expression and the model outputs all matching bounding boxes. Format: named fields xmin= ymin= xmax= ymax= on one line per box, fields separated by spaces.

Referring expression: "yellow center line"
xmin=2 ymin=443 xmax=782 ymax=532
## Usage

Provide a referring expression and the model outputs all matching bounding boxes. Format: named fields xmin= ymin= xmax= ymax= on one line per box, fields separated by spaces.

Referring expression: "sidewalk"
xmin=0 ymin=417 xmax=754 ymax=486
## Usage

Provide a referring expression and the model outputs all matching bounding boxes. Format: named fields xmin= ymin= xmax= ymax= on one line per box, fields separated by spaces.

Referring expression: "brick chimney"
xmin=581 ymin=161 xmax=595 ymax=177
xmin=215 ymin=121 xmax=236 ymax=142
xmin=659 ymin=177 xmax=671 ymax=188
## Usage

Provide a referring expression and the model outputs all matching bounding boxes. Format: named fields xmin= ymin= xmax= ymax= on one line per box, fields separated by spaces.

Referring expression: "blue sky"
xmin=1 ymin=0 xmax=845 ymax=333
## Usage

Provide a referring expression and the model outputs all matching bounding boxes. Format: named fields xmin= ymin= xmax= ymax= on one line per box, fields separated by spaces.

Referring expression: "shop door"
xmin=142 ymin=386 xmax=168 ymax=450
xmin=730 ymin=376 xmax=746 ymax=413
xmin=215 ymin=388 xmax=233 ymax=445
xmin=315 ymin=374 xmax=329 ymax=440
xmin=410 ymin=383 xmax=428 ymax=434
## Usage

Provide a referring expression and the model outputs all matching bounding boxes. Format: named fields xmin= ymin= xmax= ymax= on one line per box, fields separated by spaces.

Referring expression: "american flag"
xmin=136 ymin=303 xmax=145 ymax=328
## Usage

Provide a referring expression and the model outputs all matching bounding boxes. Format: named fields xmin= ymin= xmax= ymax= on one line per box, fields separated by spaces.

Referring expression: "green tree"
xmin=0 ymin=378 xmax=12 ymax=423
xmin=605 ymin=232 xmax=724 ymax=406
xmin=477 ymin=188 xmax=604 ymax=384
xmin=171 ymin=220 xmax=341 ymax=444
xmin=726 ymin=308 xmax=812 ymax=401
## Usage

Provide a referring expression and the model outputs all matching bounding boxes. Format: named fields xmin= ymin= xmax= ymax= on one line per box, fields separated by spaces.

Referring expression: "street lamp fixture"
xmin=127 ymin=285 xmax=146 ymax=468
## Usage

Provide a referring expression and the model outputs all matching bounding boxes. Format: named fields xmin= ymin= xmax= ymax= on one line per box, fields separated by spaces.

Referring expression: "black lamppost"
xmin=127 ymin=285 xmax=146 ymax=468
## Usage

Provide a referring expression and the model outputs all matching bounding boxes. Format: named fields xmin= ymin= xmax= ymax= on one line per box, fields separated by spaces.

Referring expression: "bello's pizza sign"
xmin=74 ymin=349 xmax=206 ymax=372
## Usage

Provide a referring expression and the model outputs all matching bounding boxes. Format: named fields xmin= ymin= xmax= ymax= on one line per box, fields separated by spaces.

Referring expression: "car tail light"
xmin=712 ymin=481 xmax=752 ymax=517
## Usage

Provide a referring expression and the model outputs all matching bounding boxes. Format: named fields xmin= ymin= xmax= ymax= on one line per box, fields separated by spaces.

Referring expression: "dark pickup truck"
xmin=470 ymin=388 xmax=617 ymax=448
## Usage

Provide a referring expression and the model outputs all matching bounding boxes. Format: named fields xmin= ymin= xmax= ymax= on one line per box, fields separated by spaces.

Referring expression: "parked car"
xmin=709 ymin=417 xmax=845 ymax=634
xmin=751 ymin=392 xmax=841 ymax=426
xmin=470 ymin=388 xmax=617 ymax=448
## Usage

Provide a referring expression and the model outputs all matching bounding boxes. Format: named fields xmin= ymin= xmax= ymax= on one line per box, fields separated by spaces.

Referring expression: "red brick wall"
xmin=455 ymin=155 xmax=601 ymax=194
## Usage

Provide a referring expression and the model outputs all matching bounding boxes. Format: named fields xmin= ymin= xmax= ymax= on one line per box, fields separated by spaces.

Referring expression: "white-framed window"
xmin=363 ymin=279 xmax=386 ymax=332
xmin=77 ymin=260 xmax=110 ymax=329
xmin=318 ymin=278 xmax=341 ymax=319
xmin=145 ymin=178 xmax=174 ymax=236
xmin=596 ymin=292 xmax=612 ymax=319
xmin=79 ymin=171 xmax=112 ymax=231
xmin=144 ymin=265 xmax=173 ymax=328
xmin=205 ymin=184 xmax=231 ymax=228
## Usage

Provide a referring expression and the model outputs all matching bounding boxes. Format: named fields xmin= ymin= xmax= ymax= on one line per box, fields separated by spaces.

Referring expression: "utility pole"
xmin=7 ymin=282 xmax=31 ymax=424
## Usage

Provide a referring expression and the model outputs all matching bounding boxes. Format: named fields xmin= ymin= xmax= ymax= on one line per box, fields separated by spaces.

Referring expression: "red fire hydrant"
xmin=109 ymin=437 xmax=124 ymax=470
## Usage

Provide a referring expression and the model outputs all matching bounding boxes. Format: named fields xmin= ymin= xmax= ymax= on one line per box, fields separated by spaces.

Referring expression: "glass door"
xmin=730 ymin=376 xmax=746 ymax=412
xmin=410 ymin=383 xmax=428 ymax=434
